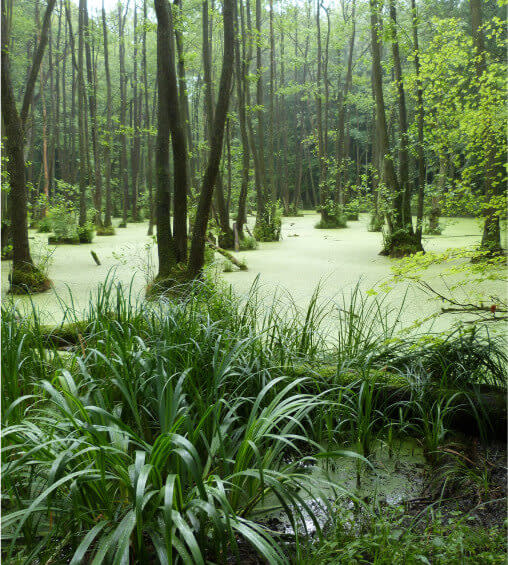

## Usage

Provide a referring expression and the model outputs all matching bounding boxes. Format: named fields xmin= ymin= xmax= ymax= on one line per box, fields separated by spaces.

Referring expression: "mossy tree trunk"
xmin=1 ymin=0 xmax=56 ymax=291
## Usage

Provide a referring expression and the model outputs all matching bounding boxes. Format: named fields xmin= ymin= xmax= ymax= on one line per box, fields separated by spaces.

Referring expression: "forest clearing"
xmin=1 ymin=0 xmax=507 ymax=562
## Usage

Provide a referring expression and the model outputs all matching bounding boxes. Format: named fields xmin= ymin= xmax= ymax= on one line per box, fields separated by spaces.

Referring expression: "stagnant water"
xmin=2 ymin=212 xmax=506 ymax=329
xmin=254 ymin=440 xmax=426 ymax=536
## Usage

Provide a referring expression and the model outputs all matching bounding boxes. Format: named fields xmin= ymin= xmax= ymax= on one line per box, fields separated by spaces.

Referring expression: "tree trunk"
xmin=187 ymin=0 xmax=234 ymax=277
xmin=411 ymin=0 xmax=425 ymax=242
xmin=118 ymin=3 xmax=129 ymax=226
xmin=1 ymin=0 xmax=56 ymax=291
xmin=131 ymin=4 xmax=141 ymax=223
xmin=84 ymin=0 xmax=103 ymax=228
xmin=234 ymin=0 xmax=250 ymax=236
xmin=471 ymin=0 xmax=502 ymax=253
xmin=389 ymin=0 xmax=413 ymax=235
xmin=334 ymin=0 xmax=356 ymax=206
xmin=102 ymin=0 xmax=113 ymax=228
xmin=202 ymin=0 xmax=233 ymax=248
xmin=154 ymin=0 xmax=176 ymax=278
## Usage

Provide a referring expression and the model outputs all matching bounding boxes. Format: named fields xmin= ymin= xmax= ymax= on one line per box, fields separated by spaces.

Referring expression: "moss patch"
xmin=9 ymin=265 xmax=51 ymax=295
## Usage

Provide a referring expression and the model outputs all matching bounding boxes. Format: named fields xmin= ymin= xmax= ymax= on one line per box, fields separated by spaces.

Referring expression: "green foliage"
xmin=344 ymin=199 xmax=361 ymax=221
xmin=315 ymin=200 xmax=347 ymax=229
xmin=303 ymin=507 xmax=507 ymax=564
xmin=381 ymin=228 xmax=422 ymax=258
xmin=47 ymin=198 xmax=79 ymax=241
xmin=1 ymin=280 xmax=505 ymax=562
xmin=222 ymin=258 xmax=234 ymax=272
xmin=239 ymin=235 xmax=258 ymax=250
xmin=254 ymin=201 xmax=282 ymax=241
xmin=96 ymin=225 xmax=116 ymax=236
xmin=77 ymin=222 xmax=95 ymax=243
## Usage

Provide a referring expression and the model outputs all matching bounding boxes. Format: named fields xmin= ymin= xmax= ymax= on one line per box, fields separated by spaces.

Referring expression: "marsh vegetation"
xmin=1 ymin=0 xmax=507 ymax=562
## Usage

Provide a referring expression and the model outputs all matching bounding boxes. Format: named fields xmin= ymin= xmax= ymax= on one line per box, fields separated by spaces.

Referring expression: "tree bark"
xmin=187 ymin=0 xmax=234 ymax=277
xmin=234 ymin=0 xmax=250 ymax=236
xmin=1 ymin=0 xmax=56 ymax=290
xmin=84 ymin=0 xmax=103 ymax=227
xmin=411 ymin=0 xmax=425 ymax=241
xmin=118 ymin=2 xmax=129 ymax=226
xmin=102 ymin=0 xmax=113 ymax=228
xmin=154 ymin=0 xmax=176 ymax=277
xmin=471 ymin=0 xmax=502 ymax=253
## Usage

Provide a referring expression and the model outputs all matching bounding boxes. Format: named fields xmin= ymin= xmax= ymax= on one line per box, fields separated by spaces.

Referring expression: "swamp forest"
xmin=1 ymin=0 xmax=507 ymax=562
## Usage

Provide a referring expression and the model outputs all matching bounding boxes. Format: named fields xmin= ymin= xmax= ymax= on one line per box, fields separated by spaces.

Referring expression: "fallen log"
xmin=206 ymin=239 xmax=247 ymax=270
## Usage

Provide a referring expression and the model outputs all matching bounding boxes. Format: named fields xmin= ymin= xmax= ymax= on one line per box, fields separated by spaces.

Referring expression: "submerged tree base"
xmin=316 ymin=202 xmax=348 ymax=229
xmin=380 ymin=229 xmax=424 ymax=258
xmin=96 ymin=225 xmax=116 ymax=236
xmin=253 ymin=218 xmax=281 ymax=242
xmin=8 ymin=264 xmax=51 ymax=295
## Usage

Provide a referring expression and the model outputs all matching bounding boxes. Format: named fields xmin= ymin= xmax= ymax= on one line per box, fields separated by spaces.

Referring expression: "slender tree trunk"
xmin=84 ymin=0 xmax=103 ymax=227
xmin=102 ymin=0 xmax=113 ymax=228
xmin=131 ymin=4 xmax=140 ymax=222
xmin=335 ymin=0 xmax=356 ymax=206
xmin=118 ymin=3 xmax=129 ymax=226
xmin=144 ymin=0 xmax=155 ymax=235
xmin=154 ymin=0 xmax=176 ymax=277
xmin=471 ymin=0 xmax=502 ymax=252
xmin=411 ymin=0 xmax=425 ymax=241
xmin=202 ymin=0 xmax=233 ymax=247
xmin=77 ymin=0 xmax=88 ymax=227
xmin=187 ymin=0 xmax=235 ymax=277
xmin=234 ymin=0 xmax=250 ymax=236
xmin=389 ymin=0 xmax=413 ymax=236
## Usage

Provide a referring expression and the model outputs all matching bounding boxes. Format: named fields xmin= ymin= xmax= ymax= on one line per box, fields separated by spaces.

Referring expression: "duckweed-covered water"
xmin=2 ymin=213 xmax=506 ymax=330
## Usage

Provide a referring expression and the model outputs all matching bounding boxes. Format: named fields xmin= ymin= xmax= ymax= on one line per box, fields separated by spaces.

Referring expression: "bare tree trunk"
xmin=411 ymin=0 xmax=425 ymax=242
xmin=84 ymin=0 xmax=103 ymax=228
xmin=144 ymin=0 xmax=155 ymax=235
xmin=154 ymin=0 xmax=176 ymax=277
xmin=202 ymin=0 xmax=233 ymax=247
xmin=118 ymin=2 xmax=129 ymax=226
xmin=315 ymin=0 xmax=325 ymax=206
xmin=234 ymin=0 xmax=250 ymax=236
xmin=77 ymin=0 xmax=88 ymax=228
xmin=187 ymin=0 xmax=235 ymax=277
xmin=389 ymin=0 xmax=413 ymax=236
xmin=102 ymin=0 xmax=113 ymax=229
xmin=334 ymin=0 xmax=356 ymax=206
xmin=252 ymin=0 xmax=279 ymax=240
xmin=131 ymin=4 xmax=141 ymax=222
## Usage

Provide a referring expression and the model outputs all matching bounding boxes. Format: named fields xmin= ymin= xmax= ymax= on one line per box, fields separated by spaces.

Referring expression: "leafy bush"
xmin=36 ymin=215 xmax=52 ymax=233
xmin=253 ymin=200 xmax=282 ymax=241
xmin=316 ymin=200 xmax=347 ymax=229
xmin=47 ymin=199 xmax=79 ymax=240
xmin=239 ymin=235 xmax=258 ymax=250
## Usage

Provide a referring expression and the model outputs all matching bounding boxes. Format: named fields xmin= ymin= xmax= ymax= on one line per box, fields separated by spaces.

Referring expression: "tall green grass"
xmin=2 ymin=277 xmax=505 ymax=563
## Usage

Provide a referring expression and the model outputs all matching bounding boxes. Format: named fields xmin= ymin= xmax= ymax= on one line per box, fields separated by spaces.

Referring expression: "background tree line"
xmin=1 ymin=0 xmax=506 ymax=291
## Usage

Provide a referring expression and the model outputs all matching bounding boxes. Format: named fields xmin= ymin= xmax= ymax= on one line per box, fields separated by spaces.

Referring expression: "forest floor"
xmin=2 ymin=212 xmax=506 ymax=329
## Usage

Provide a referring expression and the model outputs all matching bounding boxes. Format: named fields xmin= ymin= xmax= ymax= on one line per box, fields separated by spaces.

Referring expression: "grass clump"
xmin=239 ymin=234 xmax=258 ymax=250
